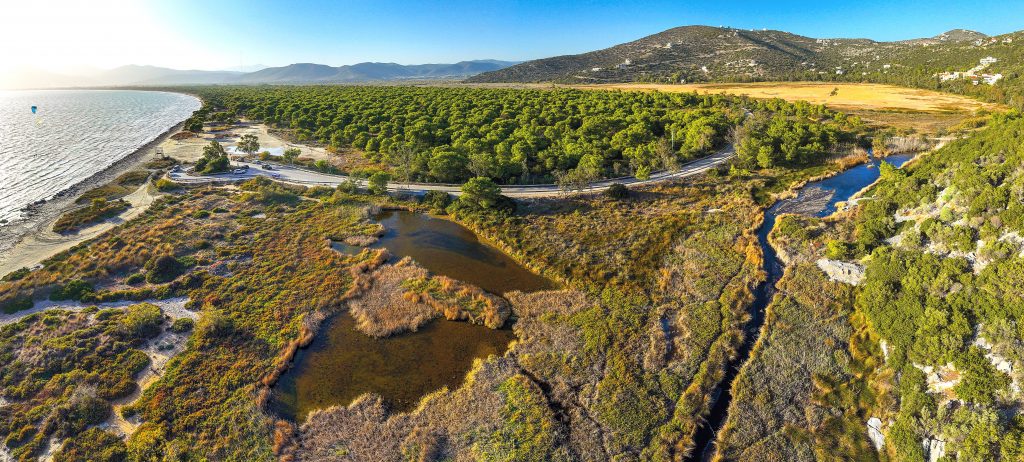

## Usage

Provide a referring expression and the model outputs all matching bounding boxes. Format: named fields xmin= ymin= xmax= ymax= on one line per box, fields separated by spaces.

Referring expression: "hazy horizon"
xmin=3 ymin=0 xmax=1024 ymax=75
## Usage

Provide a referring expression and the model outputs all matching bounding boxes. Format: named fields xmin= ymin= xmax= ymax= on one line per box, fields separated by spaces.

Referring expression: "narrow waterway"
xmin=271 ymin=211 xmax=553 ymax=421
xmin=691 ymin=154 xmax=913 ymax=461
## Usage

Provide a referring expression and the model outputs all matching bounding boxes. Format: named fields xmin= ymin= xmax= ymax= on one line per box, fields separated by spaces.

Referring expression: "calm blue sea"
xmin=0 ymin=89 xmax=200 ymax=224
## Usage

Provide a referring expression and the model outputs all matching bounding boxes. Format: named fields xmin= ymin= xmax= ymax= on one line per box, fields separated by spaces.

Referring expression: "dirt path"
xmin=102 ymin=299 xmax=197 ymax=438
xmin=0 ymin=182 xmax=162 ymax=275
xmin=0 ymin=297 xmax=198 ymax=443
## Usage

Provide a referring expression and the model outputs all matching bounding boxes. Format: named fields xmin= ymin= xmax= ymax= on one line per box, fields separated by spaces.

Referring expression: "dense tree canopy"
xmin=183 ymin=86 xmax=863 ymax=184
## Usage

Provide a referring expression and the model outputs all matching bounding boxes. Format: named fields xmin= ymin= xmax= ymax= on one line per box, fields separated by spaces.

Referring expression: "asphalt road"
xmin=169 ymin=144 xmax=735 ymax=198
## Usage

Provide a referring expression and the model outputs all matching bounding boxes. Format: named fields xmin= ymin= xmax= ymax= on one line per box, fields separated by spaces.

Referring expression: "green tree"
xmin=368 ymin=171 xmax=390 ymax=195
xmin=282 ymin=148 xmax=300 ymax=164
xmin=428 ymin=151 xmax=469 ymax=183
xmin=459 ymin=177 xmax=503 ymax=210
xmin=237 ymin=134 xmax=259 ymax=156
xmin=634 ymin=165 xmax=651 ymax=180
xmin=196 ymin=141 xmax=229 ymax=174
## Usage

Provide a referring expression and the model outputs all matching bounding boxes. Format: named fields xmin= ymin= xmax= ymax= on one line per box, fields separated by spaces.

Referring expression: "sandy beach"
xmin=0 ymin=115 xmax=345 ymax=276
xmin=0 ymin=118 xmax=190 ymax=275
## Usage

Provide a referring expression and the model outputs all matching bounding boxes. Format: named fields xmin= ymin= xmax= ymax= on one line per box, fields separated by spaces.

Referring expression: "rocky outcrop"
xmin=815 ymin=258 xmax=865 ymax=285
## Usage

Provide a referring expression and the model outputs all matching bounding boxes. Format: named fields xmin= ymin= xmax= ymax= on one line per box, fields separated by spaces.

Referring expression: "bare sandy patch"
xmin=0 ymin=181 xmax=162 ymax=275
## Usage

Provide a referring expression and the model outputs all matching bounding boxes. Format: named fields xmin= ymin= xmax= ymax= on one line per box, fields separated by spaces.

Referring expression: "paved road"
xmin=169 ymin=145 xmax=735 ymax=198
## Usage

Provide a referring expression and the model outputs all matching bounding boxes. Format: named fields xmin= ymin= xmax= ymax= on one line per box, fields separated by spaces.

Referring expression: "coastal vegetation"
xmin=181 ymin=85 xmax=865 ymax=184
xmin=0 ymin=304 xmax=165 ymax=460
xmin=52 ymin=198 xmax=130 ymax=233
xmin=4 ymin=79 xmax=1007 ymax=458
xmin=75 ymin=170 xmax=151 ymax=205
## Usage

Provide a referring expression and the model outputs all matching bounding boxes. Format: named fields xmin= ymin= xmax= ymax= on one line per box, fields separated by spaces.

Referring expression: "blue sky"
xmin=5 ymin=0 xmax=1024 ymax=71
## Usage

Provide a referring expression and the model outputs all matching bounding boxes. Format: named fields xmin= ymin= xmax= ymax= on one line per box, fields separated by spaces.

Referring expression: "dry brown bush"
xmin=348 ymin=257 xmax=436 ymax=337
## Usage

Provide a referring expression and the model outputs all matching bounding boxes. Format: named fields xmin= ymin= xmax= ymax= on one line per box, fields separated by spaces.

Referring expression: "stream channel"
xmin=690 ymin=153 xmax=913 ymax=460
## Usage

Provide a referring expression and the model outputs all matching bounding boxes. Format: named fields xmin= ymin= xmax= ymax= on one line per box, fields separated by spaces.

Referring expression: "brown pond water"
xmin=368 ymin=210 xmax=554 ymax=294
xmin=271 ymin=211 xmax=553 ymax=421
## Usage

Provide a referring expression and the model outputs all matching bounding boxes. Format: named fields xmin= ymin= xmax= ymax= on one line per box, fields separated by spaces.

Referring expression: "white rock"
xmin=923 ymin=437 xmax=946 ymax=462
xmin=867 ymin=417 xmax=885 ymax=451
xmin=816 ymin=258 xmax=865 ymax=285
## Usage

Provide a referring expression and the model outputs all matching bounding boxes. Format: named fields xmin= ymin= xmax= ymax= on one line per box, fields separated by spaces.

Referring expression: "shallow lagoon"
xmin=271 ymin=211 xmax=552 ymax=421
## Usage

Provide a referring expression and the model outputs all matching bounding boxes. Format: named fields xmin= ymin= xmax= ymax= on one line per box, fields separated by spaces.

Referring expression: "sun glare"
xmin=0 ymin=0 xmax=210 ymax=73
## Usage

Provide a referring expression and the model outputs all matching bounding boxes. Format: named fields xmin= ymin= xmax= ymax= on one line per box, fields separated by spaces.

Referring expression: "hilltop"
xmin=468 ymin=25 xmax=1024 ymax=105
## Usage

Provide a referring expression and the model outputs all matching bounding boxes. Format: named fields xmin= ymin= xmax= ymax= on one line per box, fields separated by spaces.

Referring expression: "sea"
xmin=0 ymin=89 xmax=200 ymax=224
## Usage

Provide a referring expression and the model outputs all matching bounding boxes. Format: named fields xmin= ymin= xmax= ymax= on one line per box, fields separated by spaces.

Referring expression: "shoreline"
xmin=0 ymin=119 xmax=189 ymax=274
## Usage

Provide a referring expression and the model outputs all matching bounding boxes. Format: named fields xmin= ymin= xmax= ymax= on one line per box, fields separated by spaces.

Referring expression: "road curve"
xmin=169 ymin=145 xmax=735 ymax=198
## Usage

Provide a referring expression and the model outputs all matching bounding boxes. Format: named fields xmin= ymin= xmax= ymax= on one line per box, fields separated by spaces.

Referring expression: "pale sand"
xmin=161 ymin=121 xmax=333 ymax=163
xmin=0 ymin=181 xmax=161 ymax=275
xmin=0 ymin=120 xmax=340 ymax=277
xmin=102 ymin=298 xmax=198 ymax=438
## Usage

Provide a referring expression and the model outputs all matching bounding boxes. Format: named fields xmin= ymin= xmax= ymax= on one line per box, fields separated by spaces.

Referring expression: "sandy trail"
xmin=0 ymin=297 xmax=197 ymax=444
xmin=0 ymin=182 xmax=161 ymax=275
xmin=102 ymin=298 xmax=198 ymax=438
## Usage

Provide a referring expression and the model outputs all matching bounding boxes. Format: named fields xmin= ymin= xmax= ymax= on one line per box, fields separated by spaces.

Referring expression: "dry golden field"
xmin=587 ymin=82 xmax=993 ymax=112
xmin=579 ymin=82 xmax=1004 ymax=133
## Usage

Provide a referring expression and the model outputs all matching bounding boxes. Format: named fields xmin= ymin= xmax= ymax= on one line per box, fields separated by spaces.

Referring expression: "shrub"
xmin=144 ymin=157 xmax=178 ymax=170
xmin=125 ymin=273 xmax=146 ymax=285
xmin=50 ymin=393 xmax=112 ymax=439
xmin=336 ymin=178 xmax=359 ymax=195
xmin=126 ymin=423 xmax=168 ymax=462
xmin=195 ymin=312 xmax=234 ymax=346
xmin=50 ymin=279 xmax=95 ymax=302
xmin=192 ymin=210 xmax=211 ymax=219
xmin=635 ymin=165 xmax=651 ymax=180
xmin=154 ymin=178 xmax=180 ymax=192
xmin=170 ymin=318 xmax=194 ymax=334
xmin=0 ymin=296 xmax=33 ymax=314
xmin=53 ymin=199 xmax=130 ymax=233
xmin=422 ymin=190 xmax=452 ymax=212
xmin=825 ymin=240 xmax=852 ymax=260
xmin=118 ymin=303 xmax=164 ymax=339
xmin=146 ymin=255 xmax=186 ymax=284
xmin=314 ymin=159 xmax=332 ymax=172
xmin=305 ymin=186 xmax=334 ymax=198
xmin=1 ymin=267 xmax=30 ymax=282
xmin=604 ymin=183 xmax=630 ymax=199
xmin=53 ymin=427 xmax=127 ymax=462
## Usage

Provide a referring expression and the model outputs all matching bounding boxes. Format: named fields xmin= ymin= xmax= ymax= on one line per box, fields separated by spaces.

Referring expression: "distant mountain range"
xmin=235 ymin=60 xmax=517 ymax=84
xmin=468 ymin=26 xmax=1022 ymax=85
xmin=0 ymin=60 xmax=519 ymax=89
